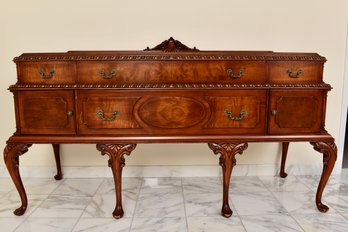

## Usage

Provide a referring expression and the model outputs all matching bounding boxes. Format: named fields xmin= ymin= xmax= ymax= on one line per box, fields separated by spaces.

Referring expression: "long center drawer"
xmin=77 ymin=90 xmax=267 ymax=135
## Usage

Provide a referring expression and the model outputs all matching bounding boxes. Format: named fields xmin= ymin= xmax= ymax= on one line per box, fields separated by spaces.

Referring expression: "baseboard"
xmin=0 ymin=163 xmax=332 ymax=178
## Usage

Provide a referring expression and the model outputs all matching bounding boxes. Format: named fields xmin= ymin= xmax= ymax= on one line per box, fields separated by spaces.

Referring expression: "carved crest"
xmin=144 ymin=37 xmax=199 ymax=52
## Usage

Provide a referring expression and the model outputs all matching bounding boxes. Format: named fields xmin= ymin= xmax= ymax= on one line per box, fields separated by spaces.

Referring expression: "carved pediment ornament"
xmin=144 ymin=37 xmax=199 ymax=52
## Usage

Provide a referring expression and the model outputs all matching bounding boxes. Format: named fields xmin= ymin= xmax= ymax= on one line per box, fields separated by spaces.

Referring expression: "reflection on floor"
xmin=1 ymin=173 xmax=348 ymax=231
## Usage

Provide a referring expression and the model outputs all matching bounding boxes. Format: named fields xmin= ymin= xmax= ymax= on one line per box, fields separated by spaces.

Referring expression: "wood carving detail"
xmin=9 ymin=83 xmax=333 ymax=90
xmin=208 ymin=142 xmax=248 ymax=217
xmin=310 ymin=141 xmax=337 ymax=213
xmin=144 ymin=37 xmax=199 ymax=52
xmin=3 ymin=143 xmax=32 ymax=216
xmin=96 ymin=144 xmax=136 ymax=219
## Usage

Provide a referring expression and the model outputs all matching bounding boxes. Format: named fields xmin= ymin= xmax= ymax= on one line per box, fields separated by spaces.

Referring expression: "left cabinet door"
xmin=17 ymin=91 xmax=76 ymax=134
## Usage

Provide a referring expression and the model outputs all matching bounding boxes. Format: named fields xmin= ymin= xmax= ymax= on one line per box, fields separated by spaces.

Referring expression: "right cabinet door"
xmin=268 ymin=90 xmax=325 ymax=134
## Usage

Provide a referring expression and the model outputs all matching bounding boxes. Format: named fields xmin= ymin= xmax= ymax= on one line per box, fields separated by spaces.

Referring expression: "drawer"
xmin=204 ymin=90 xmax=267 ymax=134
xmin=77 ymin=90 xmax=266 ymax=135
xmin=77 ymin=91 xmax=141 ymax=134
xmin=269 ymin=61 xmax=323 ymax=83
xmin=76 ymin=61 xmax=268 ymax=84
xmin=268 ymin=90 xmax=325 ymax=134
xmin=17 ymin=91 xmax=76 ymax=134
xmin=17 ymin=61 xmax=76 ymax=84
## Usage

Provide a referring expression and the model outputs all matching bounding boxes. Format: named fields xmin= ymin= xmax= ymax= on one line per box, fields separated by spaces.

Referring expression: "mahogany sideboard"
xmin=4 ymin=38 xmax=337 ymax=219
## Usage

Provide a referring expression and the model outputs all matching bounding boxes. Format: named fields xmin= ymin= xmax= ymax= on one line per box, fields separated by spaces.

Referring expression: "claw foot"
xmin=112 ymin=206 xmax=124 ymax=219
xmin=221 ymin=204 xmax=233 ymax=218
xmin=317 ymin=202 xmax=329 ymax=212
xmin=13 ymin=206 xmax=27 ymax=216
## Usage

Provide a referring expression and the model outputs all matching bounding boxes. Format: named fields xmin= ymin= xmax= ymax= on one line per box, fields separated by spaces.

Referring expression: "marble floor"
xmin=1 ymin=173 xmax=348 ymax=231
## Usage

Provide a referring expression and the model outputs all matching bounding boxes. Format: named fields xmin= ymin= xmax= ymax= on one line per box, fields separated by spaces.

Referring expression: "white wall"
xmin=1 ymin=0 xmax=347 ymax=170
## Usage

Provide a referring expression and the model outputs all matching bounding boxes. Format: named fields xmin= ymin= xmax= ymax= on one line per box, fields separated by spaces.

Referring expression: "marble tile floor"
xmin=1 ymin=174 xmax=348 ymax=231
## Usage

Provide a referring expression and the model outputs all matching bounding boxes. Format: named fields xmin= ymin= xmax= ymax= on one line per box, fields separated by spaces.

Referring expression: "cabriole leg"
xmin=52 ymin=144 xmax=63 ymax=180
xmin=96 ymin=144 xmax=137 ymax=219
xmin=280 ymin=142 xmax=289 ymax=178
xmin=3 ymin=143 xmax=32 ymax=216
xmin=310 ymin=141 xmax=337 ymax=212
xmin=208 ymin=142 xmax=248 ymax=218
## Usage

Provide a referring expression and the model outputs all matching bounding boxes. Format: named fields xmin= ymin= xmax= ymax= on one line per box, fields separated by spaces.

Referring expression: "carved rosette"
xmin=96 ymin=144 xmax=137 ymax=167
xmin=208 ymin=142 xmax=248 ymax=167
xmin=310 ymin=141 xmax=337 ymax=165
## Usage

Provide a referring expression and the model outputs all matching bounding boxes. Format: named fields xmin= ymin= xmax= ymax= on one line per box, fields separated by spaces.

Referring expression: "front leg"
xmin=280 ymin=142 xmax=289 ymax=178
xmin=3 ymin=143 xmax=32 ymax=216
xmin=96 ymin=144 xmax=136 ymax=219
xmin=208 ymin=142 xmax=248 ymax=218
xmin=310 ymin=141 xmax=337 ymax=212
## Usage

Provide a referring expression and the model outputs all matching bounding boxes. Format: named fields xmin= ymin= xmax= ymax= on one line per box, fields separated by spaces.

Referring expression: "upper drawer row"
xmin=17 ymin=60 xmax=323 ymax=84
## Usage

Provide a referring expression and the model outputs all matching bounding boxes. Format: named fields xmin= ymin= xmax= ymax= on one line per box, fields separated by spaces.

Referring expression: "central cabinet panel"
xmin=76 ymin=90 xmax=267 ymax=135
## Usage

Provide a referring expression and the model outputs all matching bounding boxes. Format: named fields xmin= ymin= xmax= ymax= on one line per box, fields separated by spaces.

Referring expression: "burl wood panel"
xmin=17 ymin=91 xmax=76 ymax=134
xmin=17 ymin=61 xmax=76 ymax=84
xmin=77 ymin=61 xmax=268 ymax=84
xmin=268 ymin=90 xmax=324 ymax=134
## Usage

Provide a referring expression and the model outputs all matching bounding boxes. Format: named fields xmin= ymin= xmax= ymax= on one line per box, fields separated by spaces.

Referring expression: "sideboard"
xmin=4 ymin=38 xmax=337 ymax=219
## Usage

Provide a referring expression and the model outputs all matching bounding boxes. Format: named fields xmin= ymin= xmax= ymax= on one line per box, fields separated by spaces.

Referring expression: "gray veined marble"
xmin=230 ymin=176 xmax=269 ymax=193
xmin=14 ymin=218 xmax=78 ymax=232
xmin=131 ymin=217 xmax=187 ymax=232
xmin=96 ymin=177 xmax=142 ymax=200
xmin=272 ymin=190 xmax=335 ymax=215
xmin=259 ymin=176 xmax=310 ymax=192
xmin=134 ymin=188 xmax=185 ymax=217
xmin=82 ymin=193 xmax=136 ymax=218
xmin=187 ymin=216 xmax=246 ymax=232
xmin=185 ymin=192 xmax=235 ymax=217
xmin=292 ymin=213 xmax=348 ymax=232
xmin=72 ymin=218 xmax=132 ymax=232
xmin=182 ymin=177 xmax=222 ymax=194
xmin=29 ymin=195 xmax=91 ymax=218
xmin=240 ymin=214 xmax=303 ymax=232
xmin=0 ymin=193 xmax=46 ymax=217
xmin=51 ymin=178 xmax=103 ymax=197
xmin=231 ymin=191 xmax=287 ymax=216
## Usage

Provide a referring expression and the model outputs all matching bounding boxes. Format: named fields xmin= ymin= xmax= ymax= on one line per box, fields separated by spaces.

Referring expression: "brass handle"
xmin=224 ymin=109 xmax=247 ymax=121
xmin=271 ymin=109 xmax=278 ymax=116
xmin=96 ymin=110 xmax=119 ymax=121
xmin=67 ymin=110 xmax=74 ymax=117
xmin=38 ymin=69 xmax=55 ymax=79
xmin=98 ymin=69 xmax=116 ymax=79
xmin=227 ymin=68 xmax=244 ymax=79
xmin=286 ymin=68 xmax=303 ymax=78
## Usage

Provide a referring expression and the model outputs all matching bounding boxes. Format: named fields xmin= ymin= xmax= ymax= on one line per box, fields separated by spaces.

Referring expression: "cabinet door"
xmin=268 ymin=90 xmax=325 ymax=134
xmin=17 ymin=91 xmax=76 ymax=134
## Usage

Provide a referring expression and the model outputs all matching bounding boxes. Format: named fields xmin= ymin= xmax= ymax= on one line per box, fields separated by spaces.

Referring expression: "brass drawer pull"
xmin=38 ymin=69 xmax=55 ymax=79
xmin=98 ymin=69 xmax=116 ymax=79
xmin=271 ymin=109 xmax=278 ymax=116
xmin=286 ymin=68 xmax=303 ymax=78
xmin=224 ymin=109 xmax=247 ymax=121
xmin=226 ymin=68 xmax=244 ymax=79
xmin=96 ymin=110 xmax=119 ymax=121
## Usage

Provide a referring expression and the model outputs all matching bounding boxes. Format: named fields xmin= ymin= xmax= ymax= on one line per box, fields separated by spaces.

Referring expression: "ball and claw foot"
xmin=112 ymin=206 xmax=124 ymax=219
xmin=221 ymin=204 xmax=233 ymax=218
xmin=317 ymin=202 xmax=329 ymax=213
xmin=13 ymin=206 xmax=27 ymax=216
